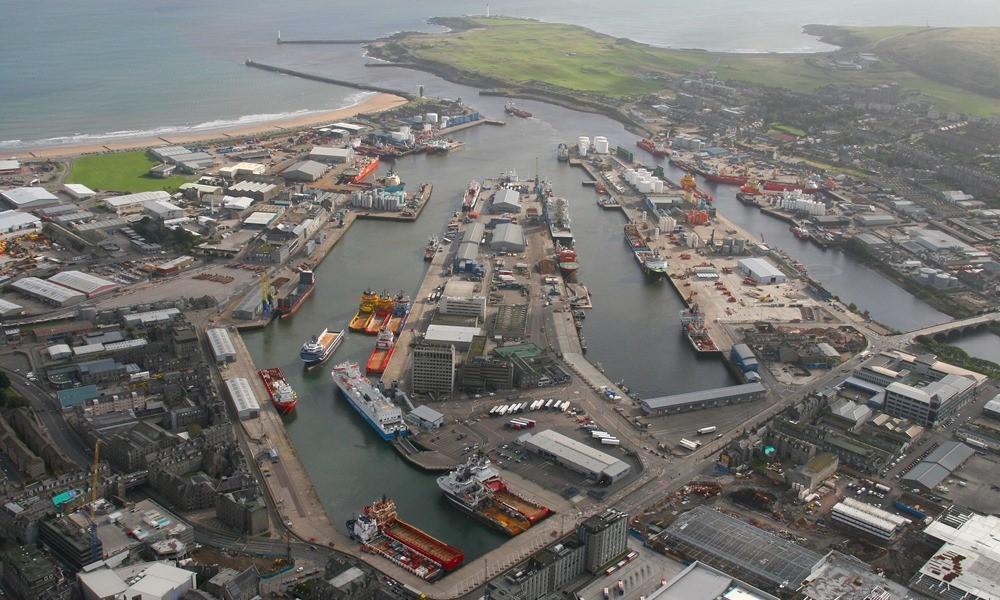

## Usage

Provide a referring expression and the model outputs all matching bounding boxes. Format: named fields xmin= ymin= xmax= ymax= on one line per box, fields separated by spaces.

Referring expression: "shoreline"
xmin=19 ymin=93 xmax=409 ymax=160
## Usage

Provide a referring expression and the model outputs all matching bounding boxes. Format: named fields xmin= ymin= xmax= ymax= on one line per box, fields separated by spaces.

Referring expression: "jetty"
xmin=244 ymin=60 xmax=415 ymax=100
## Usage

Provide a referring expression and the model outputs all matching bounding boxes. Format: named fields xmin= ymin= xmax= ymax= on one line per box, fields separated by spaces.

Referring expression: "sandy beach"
xmin=22 ymin=93 xmax=408 ymax=160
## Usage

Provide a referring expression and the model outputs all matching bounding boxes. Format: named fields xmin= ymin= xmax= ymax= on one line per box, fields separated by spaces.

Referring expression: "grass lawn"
xmin=396 ymin=18 xmax=1000 ymax=116
xmin=68 ymin=151 xmax=191 ymax=193
xmin=770 ymin=123 xmax=807 ymax=137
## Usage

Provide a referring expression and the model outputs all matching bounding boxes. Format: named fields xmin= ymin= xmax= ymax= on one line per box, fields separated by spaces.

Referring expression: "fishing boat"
xmin=299 ymin=328 xmax=345 ymax=369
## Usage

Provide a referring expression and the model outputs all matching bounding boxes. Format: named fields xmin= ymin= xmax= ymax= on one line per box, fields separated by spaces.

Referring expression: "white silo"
xmin=653 ymin=179 xmax=664 ymax=193
xmin=578 ymin=136 xmax=590 ymax=156
xmin=594 ymin=136 xmax=609 ymax=154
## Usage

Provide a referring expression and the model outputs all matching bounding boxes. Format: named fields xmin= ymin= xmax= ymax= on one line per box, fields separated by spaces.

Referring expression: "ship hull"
xmin=366 ymin=345 xmax=396 ymax=375
xmin=259 ymin=368 xmax=298 ymax=414
xmin=300 ymin=330 xmax=345 ymax=370
xmin=441 ymin=492 xmax=526 ymax=537
xmin=349 ymin=311 xmax=374 ymax=332
xmin=277 ymin=284 xmax=315 ymax=319
xmin=365 ymin=313 xmax=391 ymax=335
xmin=334 ymin=383 xmax=406 ymax=441
xmin=354 ymin=157 xmax=380 ymax=183
xmin=702 ymin=172 xmax=747 ymax=185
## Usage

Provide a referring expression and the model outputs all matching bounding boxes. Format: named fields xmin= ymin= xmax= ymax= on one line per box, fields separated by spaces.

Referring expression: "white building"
xmin=217 ymin=162 xmax=266 ymax=178
xmin=884 ymin=373 xmax=975 ymax=426
xmin=737 ymin=257 xmax=786 ymax=284
xmin=48 ymin=271 xmax=119 ymax=297
xmin=491 ymin=189 xmax=521 ymax=213
xmin=225 ymin=378 xmax=261 ymax=420
xmin=308 ymin=146 xmax=354 ymax=164
xmin=830 ymin=497 xmax=908 ymax=540
xmin=424 ymin=324 xmax=481 ymax=350
xmin=1 ymin=187 xmax=60 ymax=209
xmin=10 ymin=276 xmax=85 ymax=306
xmin=520 ymin=429 xmax=631 ymax=482
xmin=105 ymin=191 xmax=171 ymax=215
xmin=490 ymin=223 xmax=526 ymax=252
xmin=143 ymin=199 xmax=185 ymax=222
xmin=63 ymin=183 xmax=97 ymax=199
xmin=0 ymin=210 xmax=42 ymax=236
xmin=439 ymin=295 xmax=487 ymax=319
xmin=206 ymin=328 xmax=237 ymax=364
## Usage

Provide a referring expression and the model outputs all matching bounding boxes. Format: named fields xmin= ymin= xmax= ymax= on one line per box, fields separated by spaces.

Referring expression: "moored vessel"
xmin=680 ymin=304 xmax=718 ymax=354
xmin=299 ymin=328 xmax=345 ymax=369
xmin=276 ymin=269 xmax=315 ymax=319
xmin=462 ymin=180 xmax=481 ymax=212
xmin=366 ymin=328 xmax=397 ymax=375
xmin=331 ymin=361 xmax=410 ymax=440
xmin=347 ymin=496 xmax=463 ymax=577
xmin=353 ymin=156 xmax=380 ymax=183
xmin=437 ymin=455 xmax=551 ymax=535
xmin=364 ymin=291 xmax=395 ymax=335
xmin=386 ymin=291 xmax=411 ymax=335
xmin=258 ymin=368 xmax=298 ymax=414
xmin=349 ymin=289 xmax=379 ymax=332
xmin=556 ymin=143 xmax=569 ymax=161
xmin=637 ymin=138 xmax=669 ymax=158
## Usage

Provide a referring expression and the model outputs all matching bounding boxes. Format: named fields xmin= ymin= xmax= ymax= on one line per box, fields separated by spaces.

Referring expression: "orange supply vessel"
xmin=258 ymin=368 xmax=298 ymax=414
xmin=365 ymin=329 xmax=397 ymax=375
xmin=349 ymin=289 xmax=379 ymax=332
xmin=364 ymin=291 xmax=395 ymax=335
xmin=351 ymin=497 xmax=464 ymax=572
xmin=354 ymin=156 xmax=380 ymax=183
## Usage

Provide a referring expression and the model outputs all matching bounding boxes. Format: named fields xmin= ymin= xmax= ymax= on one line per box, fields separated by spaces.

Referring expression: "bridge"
xmin=899 ymin=311 xmax=999 ymax=341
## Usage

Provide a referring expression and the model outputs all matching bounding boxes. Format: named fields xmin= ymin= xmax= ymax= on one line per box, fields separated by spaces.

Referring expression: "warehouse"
xmin=308 ymin=146 xmax=354 ymax=164
xmin=661 ymin=506 xmax=823 ymax=592
xmin=206 ymin=327 xmax=237 ymax=364
xmin=901 ymin=441 xmax=975 ymax=492
xmin=9 ymin=277 xmax=86 ymax=306
xmin=62 ymin=183 xmax=96 ymax=200
xmin=105 ymin=191 xmax=171 ymax=215
xmin=218 ymin=162 xmax=266 ymax=178
xmin=641 ymin=382 xmax=765 ymax=415
xmin=227 ymin=180 xmax=280 ymax=202
xmin=729 ymin=343 xmax=758 ymax=372
xmin=0 ymin=210 xmax=41 ymax=236
xmin=912 ymin=507 xmax=1000 ymax=600
xmin=463 ymin=222 xmax=485 ymax=244
xmin=282 ymin=160 xmax=328 ymax=182
xmin=243 ymin=211 xmax=279 ymax=228
xmin=222 ymin=195 xmax=255 ymax=213
xmin=830 ymin=497 xmax=908 ymax=541
xmin=519 ymin=429 xmax=631 ymax=483
xmin=737 ymin=257 xmax=785 ymax=284
xmin=225 ymin=378 xmax=260 ymax=420
xmin=424 ymin=324 xmax=481 ymax=351
xmin=0 ymin=160 xmax=20 ymax=173
xmin=490 ymin=189 xmax=521 ymax=213
xmin=48 ymin=271 xmax=119 ymax=297
xmin=143 ymin=199 xmax=185 ymax=222
xmin=490 ymin=223 xmax=526 ymax=253
xmin=0 ymin=298 xmax=23 ymax=317
xmin=1 ymin=187 xmax=60 ymax=209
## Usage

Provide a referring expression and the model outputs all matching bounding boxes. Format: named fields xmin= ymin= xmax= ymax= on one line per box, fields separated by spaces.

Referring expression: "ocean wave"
xmin=2 ymin=93 xmax=376 ymax=151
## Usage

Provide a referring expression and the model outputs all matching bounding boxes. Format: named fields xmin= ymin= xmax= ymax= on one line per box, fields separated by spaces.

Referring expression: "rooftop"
xmin=642 ymin=382 xmax=765 ymax=412
xmin=647 ymin=561 xmax=779 ymax=600
xmin=1 ymin=187 xmax=59 ymax=206
xmin=738 ymin=257 xmax=784 ymax=279
xmin=425 ymin=324 xmax=482 ymax=344
xmin=520 ymin=429 xmax=630 ymax=479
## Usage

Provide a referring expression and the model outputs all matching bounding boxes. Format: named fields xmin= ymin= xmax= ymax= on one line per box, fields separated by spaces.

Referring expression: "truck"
xmin=697 ymin=426 xmax=717 ymax=435
xmin=592 ymin=431 xmax=610 ymax=439
xmin=544 ymin=399 xmax=554 ymax=409
xmin=561 ymin=401 xmax=571 ymax=412
xmin=894 ymin=501 xmax=926 ymax=520
xmin=601 ymin=438 xmax=621 ymax=446
xmin=679 ymin=439 xmax=701 ymax=451
xmin=874 ymin=483 xmax=891 ymax=494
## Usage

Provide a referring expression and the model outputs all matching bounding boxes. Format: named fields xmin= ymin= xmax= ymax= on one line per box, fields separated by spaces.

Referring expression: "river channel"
xmin=242 ymin=60 xmax=954 ymax=559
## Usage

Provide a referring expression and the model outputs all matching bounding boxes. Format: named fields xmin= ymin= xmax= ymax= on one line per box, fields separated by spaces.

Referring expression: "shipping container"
xmin=679 ymin=439 xmax=701 ymax=451
xmin=894 ymin=501 xmax=926 ymax=520
xmin=697 ymin=426 xmax=717 ymax=435
xmin=601 ymin=438 xmax=621 ymax=446
xmin=592 ymin=431 xmax=610 ymax=438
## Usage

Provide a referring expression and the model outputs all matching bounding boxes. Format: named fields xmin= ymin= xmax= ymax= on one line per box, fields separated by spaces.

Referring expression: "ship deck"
xmin=386 ymin=520 xmax=463 ymax=568
xmin=481 ymin=503 xmax=528 ymax=535
xmin=494 ymin=489 xmax=551 ymax=524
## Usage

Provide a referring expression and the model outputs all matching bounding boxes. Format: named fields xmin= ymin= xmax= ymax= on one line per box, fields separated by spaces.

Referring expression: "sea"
xmin=2 ymin=0 xmax=999 ymax=148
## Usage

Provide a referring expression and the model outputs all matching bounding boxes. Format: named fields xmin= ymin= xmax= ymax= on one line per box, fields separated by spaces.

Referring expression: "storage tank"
xmin=625 ymin=169 xmax=637 ymax=185
xmin=638 ymin=179 xmax=654 ymax=193
xmin=934 ymin=273 xmax=951 ymax=289
xmin=425 ymin=112 xmax=439 ymax=123
xmin=653 ymin=179 xmax=664 ymax=193
xmin=441 ymin=116 xmax=450 ymax=128
xmin=594 ymin=136 xmax=609 ymax=154
xmin=578 ymin=136 xmax=590 ymax=156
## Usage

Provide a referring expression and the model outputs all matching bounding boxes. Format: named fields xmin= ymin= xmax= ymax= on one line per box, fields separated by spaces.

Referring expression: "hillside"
xmin=371 ymin=17 xmax=1000 ymax=117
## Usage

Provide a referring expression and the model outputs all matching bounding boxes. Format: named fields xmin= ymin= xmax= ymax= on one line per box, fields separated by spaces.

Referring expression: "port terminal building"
xmin=518 ymin=429 xmax=630 ymax=483
xmin=640 ymin=382 xmax=765 ymax=415
xmin=737 ymin=257 xmax=786 ymax=284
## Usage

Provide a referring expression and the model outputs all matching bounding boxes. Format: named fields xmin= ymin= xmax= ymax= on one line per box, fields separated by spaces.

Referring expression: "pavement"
xmin=3 ymin=369 xmax=89 ymax=468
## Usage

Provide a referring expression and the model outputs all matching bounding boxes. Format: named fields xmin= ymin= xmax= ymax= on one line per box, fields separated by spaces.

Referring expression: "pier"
xmin=244 ymin=60 xmax=415 ymax=100
xmin=277 ymin=33 xmax=371 ymax=45
xmin=356 ymin=183 xmax=433 ymax=223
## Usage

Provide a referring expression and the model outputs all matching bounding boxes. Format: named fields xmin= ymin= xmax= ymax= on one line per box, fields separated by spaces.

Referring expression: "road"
xmin=3 ymin=369 xmax=89 ymax=468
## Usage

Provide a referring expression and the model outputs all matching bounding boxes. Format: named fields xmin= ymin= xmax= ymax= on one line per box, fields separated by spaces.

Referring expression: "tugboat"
xmin=504 ymin=101 xmax=532 ymax=118
xmin=556 ymin=143 xmax=569 ymax=162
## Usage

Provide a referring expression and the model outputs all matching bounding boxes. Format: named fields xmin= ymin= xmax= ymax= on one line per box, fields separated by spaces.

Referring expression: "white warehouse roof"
xmin=738 ymin=257 xmax=784 ymax=280
xmin=244 ymin=211 xmax=278 ymax=227
xmin=225 ymin=378 xmax=260 ymax=418
xmin=63 ymin=183 xmax=96 ymax=198
xmin=206 ymin=328 xmax=236 ymax=360
xmin=520 ymin=429 xmax=630 ymax=480
xmin=0 ymin=210 xmax=41 ymax=232
xmin=48 ymin=270 xmax=119 ymax=296
xmin=222 ymin=195 xmax=254 ymax=211
xmin=105 ymin=190 xmax=170 ymax=209
xmin=10 ymin=277 xmax=86 ymax=305
xmin=1 ymin=187 xmax=59 ymax=208
xmin=425 ymin=324 xmax=481 ymax=345
xmin=0 ymin=298 xmax=23 ymax=316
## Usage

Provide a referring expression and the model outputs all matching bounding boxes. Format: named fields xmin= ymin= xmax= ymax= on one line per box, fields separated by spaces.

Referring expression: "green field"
xmin=68 ymin=151 xmax=191 ymax=193
xmin=390 ymin=17 xmax=1000 ymax=116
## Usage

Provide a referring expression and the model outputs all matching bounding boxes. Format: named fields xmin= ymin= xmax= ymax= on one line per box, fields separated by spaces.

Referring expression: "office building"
xmin=38 ymin=515 xmax=103 ymax=570
xmin=830 ymin=497 xmax=909 ymax=541
xmin=884 ymin=374 xmax=975 ymax=426
xmin=411 ymin=343 xmax=455 ymax=395
xmin=577 ymin=508 xmax=628 ymax=572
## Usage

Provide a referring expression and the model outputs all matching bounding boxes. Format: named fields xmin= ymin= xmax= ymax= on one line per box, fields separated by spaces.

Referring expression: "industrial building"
xmin=737 ymin=258 xmax=786 ymax=284
xmin=206 ymin=327 xmax=237 ymax=364
xmin=439 ymin=279 xmax=487 ymax=318
xmin=143 ymin=199 xmax=185 ymax=222
xmin=227 ymin=180 xmax=280 ymax=202
xmin=410 ymin=343 xmax=455 ymax=396
xmin=830 ymin=497 xmax=909 ymax=541
xmin=10 ymin=276 xmax=86 ymax=306
xmin=47 ymin=271 xmax=118 ymax=298
xmin=798 ymin=551 xmax=915 ymax=600
xmin=490 ymin=223 xmax=526 ymax=252
xmin=104 ymin=191 xmax=172 ymax=215
xmin=660 ymin=506 xmax=824 ymax=592
xmin=518 ymin=429 xmax=631 ymax=483
xmin=0 ymin=210 xmax=42 ymax=236
xmin=640 ymin=382 xmax=765 ymax=415
xmin=787 ymin=453 xmax=838 ymax=494
xmin=225 ymin=378 xmax=261 ymax=420
xmin=646 ymin=562 xmax=779 ymax=600
xmin=491 ymin=189 xmax=522 ymax=213
xmin=0 ymin=297 xmax=23 ymax=317
xmin=282 ymin=160 xmax=328 ymax=182
xmin=309 ymin=146 xmax=354 ymax=163
xmin=1 ymin=187 xmax=60 ymax=209
xmin=912 ymin=507 xmax=1000 ymax=600
xmin=901 ymin=441 xmax=975 ymax=492
xmin=730 ymin=343 xmax=759 ymax=373
xmin=984 ymin=393 xmax=1000 ymax=420
xmin=243 ymin=211 xmax=279 ymax=228
xmin=79 ymin=562 xmax=196 ymax=600
xmin=424 ymin=324 xmax=481 ymax=350
xmin=884 ymin=374 xmax=976 ymax=426
xmin=406 ymin=405 xmax=445 ymax=431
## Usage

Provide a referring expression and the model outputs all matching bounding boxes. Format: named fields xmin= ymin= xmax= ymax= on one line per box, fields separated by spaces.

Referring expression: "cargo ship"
xmin=299 ymin=328 xmax=345 ymax=369
xmin=347 ymin=497 xmax=464 ymax=575
xmin=364 ymin=291 xmax=395 ymax=335
xmin=699 ymin=168 xmax=747 ymax=186
xmin=276 ymin=269 xmax=315 ymax=319
xmin=353 ymin=156 xmax=380 ymax=183
xmin=556 ymin=247 xmax=579 ymax=280
xmin=557 ymin=143 xmax=569 ymax=162
xmin=545 ymin=196 xmax=574 ymax=247
xmin=636 ymin=138 xmax=669 ymax=158
xmin=437 ymin=455 xmax=551 ymax=535
xmin=504 ymin=101 xmax=532 ymax=118
xmin=386 ymin=291 xmax=411 ymax=335
xmin=680 ymin=305 xmax=718 ymax=354
xmin=331 ymin=361 xmax=410 ymax=440
xmin=258 ymin=368 xmax=298 ymax=414
xmin=349 ymin=289 xmax=380 ymax=332
xmin=366 ymin=329 xmax=397 ymax=375
xmin=462 ymin=180 xmax=481 ymax=212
